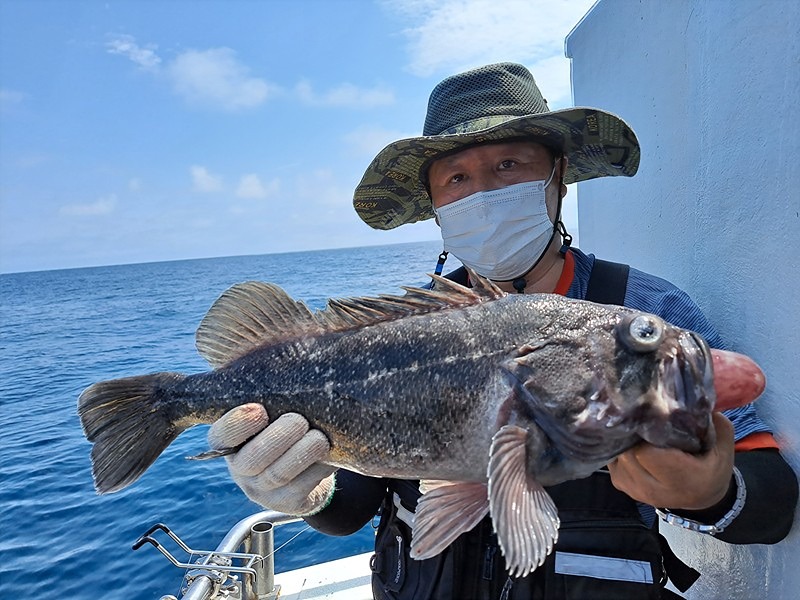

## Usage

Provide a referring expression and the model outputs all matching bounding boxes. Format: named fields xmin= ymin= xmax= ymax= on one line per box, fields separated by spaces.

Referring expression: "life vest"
xmin=370 ymin=259 xmax=699 ymax=599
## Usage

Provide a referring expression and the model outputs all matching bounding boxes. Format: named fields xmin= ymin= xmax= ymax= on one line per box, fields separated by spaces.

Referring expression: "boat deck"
xmin=275 ymin=551 xmax=373 ymax=599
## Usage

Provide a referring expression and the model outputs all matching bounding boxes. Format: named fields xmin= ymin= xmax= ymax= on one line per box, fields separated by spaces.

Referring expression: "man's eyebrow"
xmin=434 ymin=155 xmax=464 ymax=168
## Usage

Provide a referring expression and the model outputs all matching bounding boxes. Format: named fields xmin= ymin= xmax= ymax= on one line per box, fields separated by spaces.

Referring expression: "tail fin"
xmin=78 ymin=372 xmax=188 ymax=494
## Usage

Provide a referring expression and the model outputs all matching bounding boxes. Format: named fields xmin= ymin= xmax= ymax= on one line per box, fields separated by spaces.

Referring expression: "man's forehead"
xmin=434 ymin=140 xmax=553 ymax=167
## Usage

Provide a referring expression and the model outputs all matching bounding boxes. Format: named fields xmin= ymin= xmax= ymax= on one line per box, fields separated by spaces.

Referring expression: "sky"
xmin=0 ymin=0 xmax=597 ymax=273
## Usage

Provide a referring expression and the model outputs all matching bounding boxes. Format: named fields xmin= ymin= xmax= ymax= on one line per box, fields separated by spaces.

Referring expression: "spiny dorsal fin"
xmin=428 ymin=267 xmax=506 ymax=301
xmin=196 ymin=271 xmax=506 ymax=368
xmin=196 ymin=282 xmax=323 ymax=368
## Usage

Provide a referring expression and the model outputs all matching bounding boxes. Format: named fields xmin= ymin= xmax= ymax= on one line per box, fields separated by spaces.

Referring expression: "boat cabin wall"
xmin=566 ymin=0 xmax=800 ymax=598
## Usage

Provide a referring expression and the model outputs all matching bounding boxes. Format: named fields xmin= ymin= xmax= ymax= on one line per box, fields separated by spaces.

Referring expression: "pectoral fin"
xmin=488 ymin=425 xmax=560 ymax=577
xmin=409 ymin=480 xmax=489 ymax=560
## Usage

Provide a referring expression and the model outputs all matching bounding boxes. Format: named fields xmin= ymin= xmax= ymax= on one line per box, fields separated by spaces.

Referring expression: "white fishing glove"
xmin=208 ymin=404 xmax=336 ymax=516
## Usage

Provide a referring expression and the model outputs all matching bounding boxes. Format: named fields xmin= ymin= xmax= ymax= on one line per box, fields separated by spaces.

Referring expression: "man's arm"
xmin=304 ymin=469 xmax=387 ymax=536
xmin=675 ymin=448 xmax=798 ymax=544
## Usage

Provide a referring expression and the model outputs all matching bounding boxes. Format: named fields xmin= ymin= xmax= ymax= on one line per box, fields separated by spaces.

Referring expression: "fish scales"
xmin=167 ymin=295 xmax=551 ymax=481
xmin=77 ymin=271 xmax=767 ymax=577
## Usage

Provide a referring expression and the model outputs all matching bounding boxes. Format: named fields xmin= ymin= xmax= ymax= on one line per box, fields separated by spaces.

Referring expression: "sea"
xmin=0 ymin=240 xmax=449 ymax=600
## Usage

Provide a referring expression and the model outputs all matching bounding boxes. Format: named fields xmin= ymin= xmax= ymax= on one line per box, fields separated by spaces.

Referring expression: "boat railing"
xmin=133 ymin=509 xmax=301 ymax=600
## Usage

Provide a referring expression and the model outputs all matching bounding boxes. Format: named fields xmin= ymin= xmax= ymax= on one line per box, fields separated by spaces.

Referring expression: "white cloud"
xmin=1 ymin=89 xmax=26 ymax=105
xmin=385 ymin=0 xmax=595 ymax=83
xmin=104 ymin=34 xmax=395 ymax=113
xmin=526 ymin=55 xmax=575 ymax=109
xmin=342 ymin=125 xmax=417 ymax=156
xmin=168 ymin=48 xmax=275 ymax=111
xmin=60 ymin=194 xmax=117 ymax=216
xmin=295 ymin=80 xmax=394 ymax=108
xmin=236 ymin=174 xmax=279 ymax=199
xmin=14 ymin=154 xmax=49 ymax=168
xmin=190 ymin=165 xmax=223 ymax=193
xmin=105 ymin=34 xmax=276 ymax=111
xmin=105 ymin=34 xmax=161 ymax=70
xmin=294 ymin=169 xmax=351 ymax=208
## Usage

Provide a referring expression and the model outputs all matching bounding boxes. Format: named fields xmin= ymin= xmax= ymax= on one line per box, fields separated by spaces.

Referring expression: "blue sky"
xmin=0 ymin=0 xmax=595 ymax=273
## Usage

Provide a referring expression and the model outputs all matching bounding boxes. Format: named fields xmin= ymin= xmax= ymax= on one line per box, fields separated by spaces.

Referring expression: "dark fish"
xmin=77 ymin=272 xmax=764 ymax=576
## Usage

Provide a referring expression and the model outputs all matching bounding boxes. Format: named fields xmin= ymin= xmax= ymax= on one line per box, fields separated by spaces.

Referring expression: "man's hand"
xmin=208 ymin=404 xmax=336 ymax=516
xmin=608 ymin=412 xmax=735 ymax=510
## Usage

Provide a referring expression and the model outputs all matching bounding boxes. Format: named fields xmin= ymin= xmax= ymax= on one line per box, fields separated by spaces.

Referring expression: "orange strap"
xmin=735 ymin=431 xmax=780 ymax=451
xmin=553 ymin=249 xmax=575 ymax=296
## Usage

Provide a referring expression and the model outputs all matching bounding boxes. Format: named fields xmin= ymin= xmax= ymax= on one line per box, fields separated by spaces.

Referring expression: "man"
xmin=209 ymin=63 xmax=797 ymax=598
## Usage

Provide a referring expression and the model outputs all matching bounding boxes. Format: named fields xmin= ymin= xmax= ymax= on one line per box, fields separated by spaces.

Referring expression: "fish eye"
xmin=617 ymin=314 xmax=665 ymax=353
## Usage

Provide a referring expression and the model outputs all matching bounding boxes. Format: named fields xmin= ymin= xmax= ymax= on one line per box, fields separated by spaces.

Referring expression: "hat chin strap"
xmin=510 ymin=162 xmax=571 ymax=294
xmin=509 ymin=221 xmax=561 ymax=293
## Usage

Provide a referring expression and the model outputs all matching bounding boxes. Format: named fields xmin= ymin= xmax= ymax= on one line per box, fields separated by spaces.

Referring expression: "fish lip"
xmin=671 ymin=331 xmax=716 ymax=451
xmin=641 ymin=331 xmax=716 ymax=453
xmin=685 ymin=331 xmax=716 ymax=410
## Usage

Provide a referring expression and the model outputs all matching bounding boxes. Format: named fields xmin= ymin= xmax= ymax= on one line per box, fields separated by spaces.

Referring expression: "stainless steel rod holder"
xmin=250 ymin=521 xmax=275 ymax=599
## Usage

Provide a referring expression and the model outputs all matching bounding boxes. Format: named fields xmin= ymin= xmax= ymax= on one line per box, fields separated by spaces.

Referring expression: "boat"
xmin=132 ymin=0 xmax=800 ymax=597
xmin=134 ymin=510 xmax=373 ymax=600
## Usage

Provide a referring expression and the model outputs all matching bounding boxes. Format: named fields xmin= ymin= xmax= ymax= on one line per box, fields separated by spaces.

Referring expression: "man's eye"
xmin=449 ymin=174 xmax=464 ymax=183
xmin=498 ymin=160 xmax=516 ymax=170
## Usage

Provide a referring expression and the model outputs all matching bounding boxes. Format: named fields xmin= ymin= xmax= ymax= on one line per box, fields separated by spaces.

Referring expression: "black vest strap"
xmin=586 ymin=258 xmax=630 ymax=305
xmin=442 ymin=265 xmax=469 ymax=286
xmin=444 ymin=257 xmax=630 ymax=305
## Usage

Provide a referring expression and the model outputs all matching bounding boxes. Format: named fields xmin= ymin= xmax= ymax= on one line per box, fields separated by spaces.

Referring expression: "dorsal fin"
xmin=195 ymin=270 xmax=506 ymax=368
xmin=428 ymin=268 xmax=505 ymax=301
xmin=196 ymin=282 xmax=324 ymax=368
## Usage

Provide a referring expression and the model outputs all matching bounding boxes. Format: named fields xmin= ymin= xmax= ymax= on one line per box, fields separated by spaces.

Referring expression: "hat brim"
xmin=353 ymin=107 xmax=640 ymax=230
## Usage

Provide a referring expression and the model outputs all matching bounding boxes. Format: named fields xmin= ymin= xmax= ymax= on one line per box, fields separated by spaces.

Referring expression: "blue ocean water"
xmin=0 ymin=240 xmax=447 ymax=599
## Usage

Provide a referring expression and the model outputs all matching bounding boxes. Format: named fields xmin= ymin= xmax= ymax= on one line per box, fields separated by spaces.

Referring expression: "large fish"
xmin=78 ymin=273 xmax=764 ymax=576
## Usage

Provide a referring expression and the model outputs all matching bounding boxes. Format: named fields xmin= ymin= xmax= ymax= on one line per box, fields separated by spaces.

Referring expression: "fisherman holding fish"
xmin=204 ymin=64 xmax=797 ymax=598
xmin=79 ymin=63 xmax=797 ymax=599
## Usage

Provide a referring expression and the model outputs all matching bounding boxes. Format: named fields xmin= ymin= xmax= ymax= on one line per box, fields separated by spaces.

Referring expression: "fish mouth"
xmin=639 ymin=331 xmax=716 ymax=453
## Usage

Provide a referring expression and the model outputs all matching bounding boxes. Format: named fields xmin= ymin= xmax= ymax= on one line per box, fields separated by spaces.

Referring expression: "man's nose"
xmin=468 ymin=172 xmax=505 ymax=195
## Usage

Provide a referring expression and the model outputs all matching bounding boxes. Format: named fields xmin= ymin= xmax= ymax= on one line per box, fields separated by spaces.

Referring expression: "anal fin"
xmin=409 ymin=480 xmax=489 ymax=561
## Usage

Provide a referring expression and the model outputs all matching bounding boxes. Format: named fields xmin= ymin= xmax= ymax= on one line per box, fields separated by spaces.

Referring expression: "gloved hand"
xmin=208 ymin=404 xmax=336 ymax=516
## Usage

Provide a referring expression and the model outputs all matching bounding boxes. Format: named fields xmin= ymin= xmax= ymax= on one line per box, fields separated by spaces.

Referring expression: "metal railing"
xmin=133 ymin=510 xmax=301 ymax=600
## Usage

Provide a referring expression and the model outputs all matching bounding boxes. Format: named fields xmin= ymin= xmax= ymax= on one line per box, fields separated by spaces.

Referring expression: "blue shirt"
xmin=567 ymin=247 xmax=770 ymax=442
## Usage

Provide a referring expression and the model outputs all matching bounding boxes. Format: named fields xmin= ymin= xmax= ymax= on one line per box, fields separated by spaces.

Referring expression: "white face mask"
xmin=434 ymin=166 xmax=557 ymax=281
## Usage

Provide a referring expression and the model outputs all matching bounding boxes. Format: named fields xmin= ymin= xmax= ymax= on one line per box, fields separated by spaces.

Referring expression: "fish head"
xmin=507 ymin=303 xmax=718 ymax=463
xmin=611 ymin=312 xmax=716 ymax=454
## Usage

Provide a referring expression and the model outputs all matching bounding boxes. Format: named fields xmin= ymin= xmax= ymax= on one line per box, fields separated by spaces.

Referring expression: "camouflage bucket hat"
xmin=353 ymin=62 xmax=640 ymax=230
